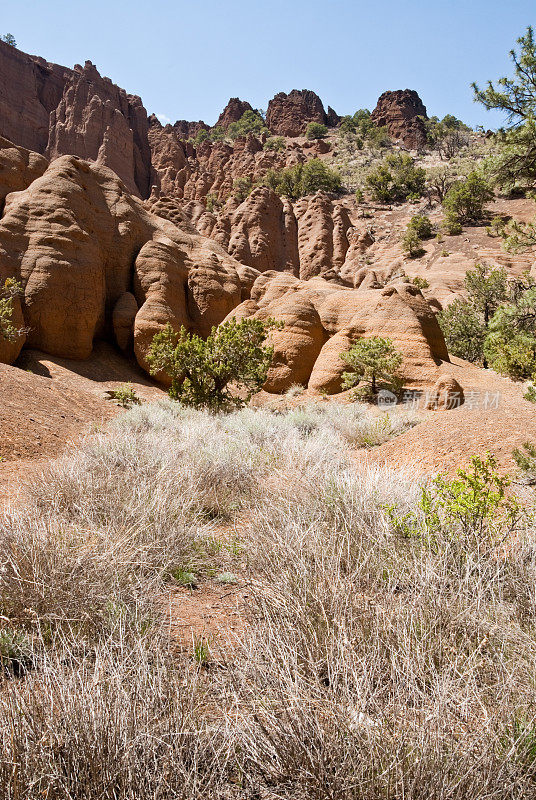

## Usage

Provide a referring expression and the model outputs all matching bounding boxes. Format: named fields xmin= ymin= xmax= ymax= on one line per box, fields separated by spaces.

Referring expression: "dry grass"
xmin=2 ymin=400 xmax=536 ymax=798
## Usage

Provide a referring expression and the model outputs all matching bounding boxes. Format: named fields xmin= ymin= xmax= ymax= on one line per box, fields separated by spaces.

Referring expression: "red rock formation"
xmin=216 ymin=98 xmax=253 ymax=129
xmin=0 ymin=149 xmax=245 ymax=370
xmin=224 ymin=272 xmax=449 ymax=394
xmin=0 ymin=43 xmax=151 ymax=197
xmin=47 ymin=61 xmax=151 ymax=197
xmin=266 ymin=89 xmax=335 ymax=137
xmin=371 ymin=89 xmax=427 ymax=149
xmin=172 ymin=119 xmax=209 ymax=139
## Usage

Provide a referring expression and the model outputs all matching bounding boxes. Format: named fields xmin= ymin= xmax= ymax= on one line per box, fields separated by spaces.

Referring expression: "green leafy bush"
xmin=388 ymin=453 xmax=520 ymax=550
xmin=340 ymin=336 xmax=403 ymax=397
xmin=401 ymin=228 xmax=425 ymax=258
xmin=205 ymin=193 xmax=222 ymax=212
xmin=263 ymin=136 xmax=286 ymax=152
xmin=147 ymin=317 xmax=282 ymax=411
xmin=437 ymin=263 xmax=507 ymax=364
xmin=412 ymin=276 xmax=430 ymax=289
xmin=513 ymin=441 xmax=536 ymax=480
xmin=1 ymin=33 xmax=16 ymax=47
xmin=442 ymin=171 xmax=493 ymax=228
xmin=306 ymin=122 xmax=328 ymax=139
xmin=263 ymin=159 xmax=341 ymax=199
xmin=408 ymin=214 xmax=434 ymax=239
xmin=228 ymin=110 xmax=269 ymax=140
xmin=233 ymin=176 xmax=253 ymax=202
xmin=107 ymin=384 xmax=141 ymax=408
xmin=366 ymin=153 xmax=426 ymax=203
xmin=0 ymin=278 xmax=24 ymax=341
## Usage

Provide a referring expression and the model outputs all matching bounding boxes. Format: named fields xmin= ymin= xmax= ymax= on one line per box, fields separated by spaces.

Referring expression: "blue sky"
xmin=3 ymin=0 xmax=535 ymax=128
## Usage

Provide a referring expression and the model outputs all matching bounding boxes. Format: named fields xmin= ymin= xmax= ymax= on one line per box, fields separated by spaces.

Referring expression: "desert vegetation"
xmin=4 ymin=399 xmax=536 ymax=797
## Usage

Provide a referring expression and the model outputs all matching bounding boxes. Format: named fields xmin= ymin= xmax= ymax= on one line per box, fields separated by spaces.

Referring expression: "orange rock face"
xmin=223 ymin=272 xmax=449 ymax=394
xmin=0 ymin=142 xmax=244 ymax=374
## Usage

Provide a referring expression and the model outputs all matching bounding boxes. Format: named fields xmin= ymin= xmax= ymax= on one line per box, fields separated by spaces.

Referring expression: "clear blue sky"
xmin=3 ymin=0 xmax=535 ymax=128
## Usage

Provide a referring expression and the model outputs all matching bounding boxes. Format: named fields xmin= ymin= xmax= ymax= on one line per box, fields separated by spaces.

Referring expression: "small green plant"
xmin=341 ymin=336 xmax=403 ymax=397
xmin=486 ymin=215 xmax=507 ymax=237
xmin=233 ymin=176 xmax=253 ymax=202
xmin=0 ymin=278 xmax=24 ymax=341
xmin=440 ymin=249 xmax=450 ymax=257
xmin=263 ymin=136 xmax=286 ymax=152
xmin=263 ymin=159 xmax=341 ymax=199
xmin=442 ymin=171 xmax=493 ymax=229
xmin=216 ymin=572 xmax=239 ymax=584
xmin=512 ymin=442 xmax=536 ymax=484
xmin=355 ymin=187 xmax=364 ymax=204
xmin=366 ymin=153 xmax=426 ymax=203
xmin=193 ymin=638 xmax=211 ymax=666
xmin=402 ymin=228 xmax=425 ymax=258
xmin=205 ymin=193 xmax=222 ymax=212
xmin=306 ymin=122 xmax=328 ymax=140
xmin=524 ymin=382 xmax=536 ymax=402
xmin=107 ymin=384 xmax=140 ymax=408
xmin=228 ymin=110 xmax=269 ymax=140
xmin=412 ymin=276 xmax=430 ymax=289
xmin=407 ymin=214 xmax=434 ymax=240
xmin=1 ymin=33 xmax=16 ymax=47
xmin=170 ymin=568 xmax=198 ymax=588
xmin=443 ymin=217 xmax=463 ymax=235
xmin=388 ymin=453 xmax=520 ymax=549
xmin=147 ymin=317 xmax=282 ymax=412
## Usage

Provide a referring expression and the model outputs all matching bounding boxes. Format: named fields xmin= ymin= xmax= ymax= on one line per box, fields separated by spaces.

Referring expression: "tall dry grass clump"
xmin=2 ymin=400 xmax=536 ymax=798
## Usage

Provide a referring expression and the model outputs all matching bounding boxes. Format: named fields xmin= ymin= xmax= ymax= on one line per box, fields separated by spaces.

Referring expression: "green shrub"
xmin=524 ymin=383 xmax=536 ymax=403
xmin=228 ymin=110 xmax=269 ymax=140
xmin=401 ymin=228 xmax=425 ymax=258
xmin=306 ymin=122 xmax=328 ymax=139
xmin=107 ymin=384 xmax=141 ymax=408
xmin=0 ymin=278 xmax=24 ymax=341
xmin=340 ymin=336 xmax=403 ymax=397
xmin=263 ymin=136 xmax=286 ymax=152
xmin=388 ymin=453 xmax=519 ymax=549
xmin=147 ymin=317 xmax=282 ymax=411
xmin=437 ymin=264 xmax=508 ymax=364
xmin=412 ymin=276 xmax=430 ymax=290
xmin=366 ymin=153 xmax=426 ymax=203
xmin=263 ymin=159 xmax=341 ymax=199
xmin=205 ymin=193 xmax=222 ymax=212
xmin=0 ymin=33 xmax=16 ymax=47
xmin=233 ymin=176 xmax=253 ymax=202
xmin=408 ymin=214 xmax=434 ymax=239
xmin=442 ymin=171 xmax=493 ymax=225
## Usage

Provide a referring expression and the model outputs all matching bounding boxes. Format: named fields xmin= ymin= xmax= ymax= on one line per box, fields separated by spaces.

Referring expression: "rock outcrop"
xmin=266 ymin=89 xmax=337 ymax=137
xmin=216 ymin=98 xmax=253 ymax=129
xmin=0 ymin=139 xmax=244 ymax=372
xmin=0 ymin=41 xmax=152 ymax=198
xmin=46 ymin=61 xmax=151 ymax=198
xmin=224 ymin=272 xmax=449 ymax=394
xmin=371 ymin=89 xmax=427 ymax=149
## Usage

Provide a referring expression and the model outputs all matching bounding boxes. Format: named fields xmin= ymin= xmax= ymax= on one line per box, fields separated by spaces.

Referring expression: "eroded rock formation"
xmin=371 ymin=89 xmax=427 ymax=149
xmin=266 ymin=89 xmax=338 ymax=137
xmin=216 ymin=98 xmax=254 ymax=129
xmin=0 ymin=41 xmax=151 ymax=198
xmin=0 ymin=136 xmax=451 ymax=395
